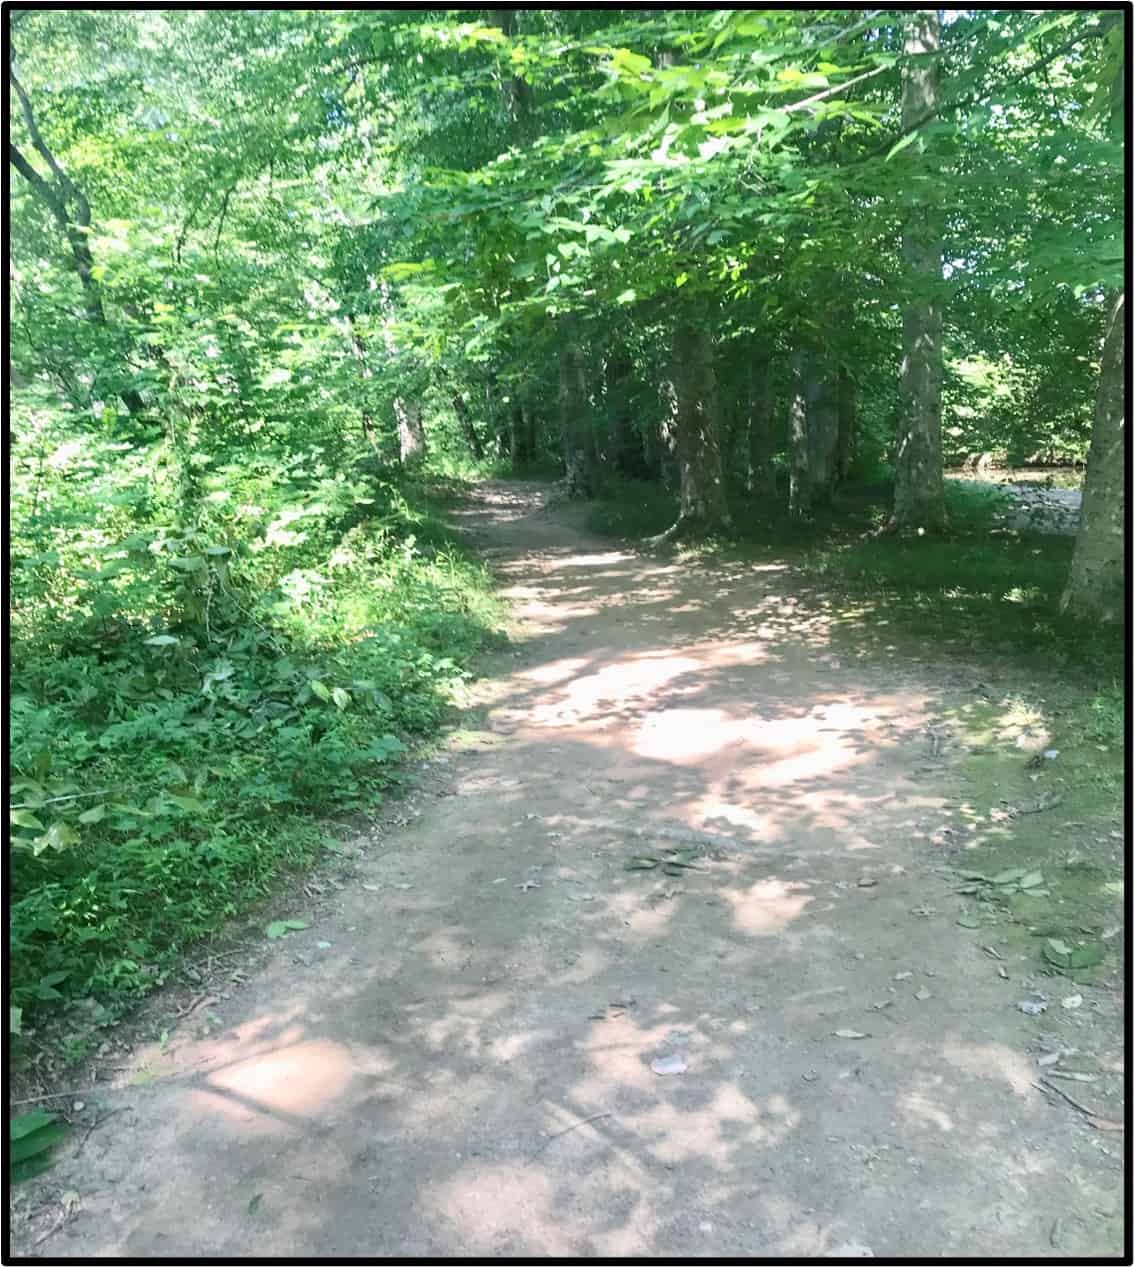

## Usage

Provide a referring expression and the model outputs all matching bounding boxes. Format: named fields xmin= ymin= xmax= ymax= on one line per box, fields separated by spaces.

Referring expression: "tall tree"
xmin=558 ymin=320 xmax=593 ymax=497
xmin=890 ymin=9 xmax=946 ymax=532
xmin=660 ymin=320 xmax=731 ymax=537
xmin=1060 ymin=289 xmax=1125 ymax=622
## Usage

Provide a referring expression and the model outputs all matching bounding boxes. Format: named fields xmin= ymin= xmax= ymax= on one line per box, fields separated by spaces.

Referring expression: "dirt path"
xmin=12 ymin=482 xmax=1123 ymax=1258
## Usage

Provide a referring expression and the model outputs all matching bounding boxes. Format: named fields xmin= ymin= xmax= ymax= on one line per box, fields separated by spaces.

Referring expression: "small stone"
xmin=651 ymin=1053 xmax=688 ymax=1076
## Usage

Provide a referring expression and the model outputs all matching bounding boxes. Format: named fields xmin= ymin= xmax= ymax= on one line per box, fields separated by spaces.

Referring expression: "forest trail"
xmin=16 ymin=482 xmax=1122 ymax=1259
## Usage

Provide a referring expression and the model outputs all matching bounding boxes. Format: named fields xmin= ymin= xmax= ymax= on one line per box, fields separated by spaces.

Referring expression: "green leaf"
xmin=1068 ymin=943 xmax=1104 ymax=969
xmin=331 ymin=687 xmax=351 ymax=710
xmin=10 ymin=1110 xmax=58 ymax=1142
xmin=78 ymin=804 xmax=107 ymax=824
xmin=10 ymin=1006 xmax=22 ymax=1036
xmin=9 ymin=810 xmax=45 ymax=830
xmin=166 ymin=795 xmax=205 ymax=813
xmin=10 ymin=1122 xmax=69 ymax=1165
xmin=309 ymin=680 xmax=331 ymax=702
xmin=11 ymin=1152 xmax=60 ymax=1185
xmin=33 ymin=822 xmax=80 ymax=854
xmin=886 ymin=130 xmax=921 ymax=162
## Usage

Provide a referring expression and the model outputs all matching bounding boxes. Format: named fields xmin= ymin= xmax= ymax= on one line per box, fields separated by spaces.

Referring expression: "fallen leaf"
xmin=833 ymin=1029 xmax=869 ymax=1040
xmin=1061 ymin=993 xmax=1083 ymax=1010
xmin=914 ymin=987 xmax=932 ymax=1001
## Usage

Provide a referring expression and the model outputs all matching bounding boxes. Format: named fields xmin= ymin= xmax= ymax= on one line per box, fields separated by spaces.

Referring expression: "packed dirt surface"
xmin=10 ymin=482 xmax=1124 ymax=1259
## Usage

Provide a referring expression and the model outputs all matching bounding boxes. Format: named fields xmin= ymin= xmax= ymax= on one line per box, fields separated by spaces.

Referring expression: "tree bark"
xmin=891 ymin=9 xmax=946 ymax=532
xmin=394 ymin=397 xmax=426 ymax=464
xmin=345 ymin=314 xmax=380 ymax=455
xmin=558 ymin=324 xmax=592 ymax=497
xmin=745 ymin=351 xmax=777 ymax=499
xmin=806 ymin=355 xmax=840 ymax=507
xmin=664 ymin=321 xmax=730 ymax=535
xmin=451 ymin=390 xmax=484 ymax=460
xmin=835 ymin=364 xmax=856 ymax=481
xmin=787 ymin=349 xmax=811 ymax=520
xmin=1060 ymin=291 xmax=1125 ymax=622
xmin=490 ymin=9 xmax=536 ymax=136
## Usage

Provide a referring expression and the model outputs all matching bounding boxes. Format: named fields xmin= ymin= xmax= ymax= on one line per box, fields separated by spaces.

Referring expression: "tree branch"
xmin=9 ymin=64 xmax=89 ymax=223
xmin=8 ymin=140 xmax=67 ymax=228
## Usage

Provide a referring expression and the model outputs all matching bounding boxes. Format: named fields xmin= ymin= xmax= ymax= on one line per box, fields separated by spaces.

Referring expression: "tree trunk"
xmin=509 ymin=399 xmax=525 ymax=467
xmin=1060 ymin=291 xmax=1125 ymax=622
xmin=806 ymin=356 xmax=840 ymax=507
xmin=345 ymin=314 xmax=381 ymax=455
xmin=835 ymin=364 xmax=856 ymax=481
xmin=746 ymin=352 xmax=777 ymax=499
xmin=451 ymin=390 xmax=484 ymax=460
xmin=558 ymin=324 xmax=592 ymax=497
xmin=665 ymin=321 xmax=730 ymax=535
xmin=891 ymin=9 xmax=946 ymax=533
xmin=521 ymin=395 xmax=537 ymax=463
xmin=491 ymin=9 xmax=535 ymax=135
xmin=787 ymin=349 xmax=811 ymax=520
xmin=394 ymin=397 xmax=425 ymax=464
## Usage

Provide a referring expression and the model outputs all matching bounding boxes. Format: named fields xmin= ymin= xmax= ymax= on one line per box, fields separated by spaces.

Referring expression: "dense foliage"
xmin=7 ymin=9 xmax=1125 ymax=1036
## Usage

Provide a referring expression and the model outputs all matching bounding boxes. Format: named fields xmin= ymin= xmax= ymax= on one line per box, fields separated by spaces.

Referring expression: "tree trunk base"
xmin=646 ymin=512 xmax=730 ymax=547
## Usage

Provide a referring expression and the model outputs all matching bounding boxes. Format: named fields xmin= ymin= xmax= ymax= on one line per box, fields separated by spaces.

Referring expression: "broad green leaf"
xmin=167 ymin=795 xmax=205 ymax=813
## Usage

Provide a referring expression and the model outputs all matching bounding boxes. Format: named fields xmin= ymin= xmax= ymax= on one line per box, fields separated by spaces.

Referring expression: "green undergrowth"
xmin=9 ymin=443 xmax=503 ymax=1045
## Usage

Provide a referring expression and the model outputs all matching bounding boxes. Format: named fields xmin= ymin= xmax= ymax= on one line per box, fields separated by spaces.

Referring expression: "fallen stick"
xmin=529 ymin=1112 xmax=612 ymax=1160
xmin=11 ymin=1089 xmax=93 ymax=1106
xmin=1034 ymin=1078 xmax=1101 ymax=1119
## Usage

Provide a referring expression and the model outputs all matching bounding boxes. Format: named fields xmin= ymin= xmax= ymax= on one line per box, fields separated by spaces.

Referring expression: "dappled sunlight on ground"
xmin=192 ymin=1037 xmax=358 ymax=1135
xmin=723 ymin=877 xmax=815 ymax=937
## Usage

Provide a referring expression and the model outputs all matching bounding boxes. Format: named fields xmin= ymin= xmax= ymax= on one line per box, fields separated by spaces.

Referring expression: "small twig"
xmin=784 ymin=62 xmax=889 ymax=114
xmin=529 ymin=1111 xmax=612 ymax=1160
xmin=32 ymin=1212 xmax=69 ymax=1250
xmin=11 ymin=788 xmax=115 ymax=810
xmin=73 ymin=1106 xmax=128 ymax=1158
xmin=11 ymin=1089 xmax=93 ymax=1106
xmin=1035 ymin=1078 xmax=1102 ymax=1118
xmin=173 ymin=992 xmax=211 ymax=1020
